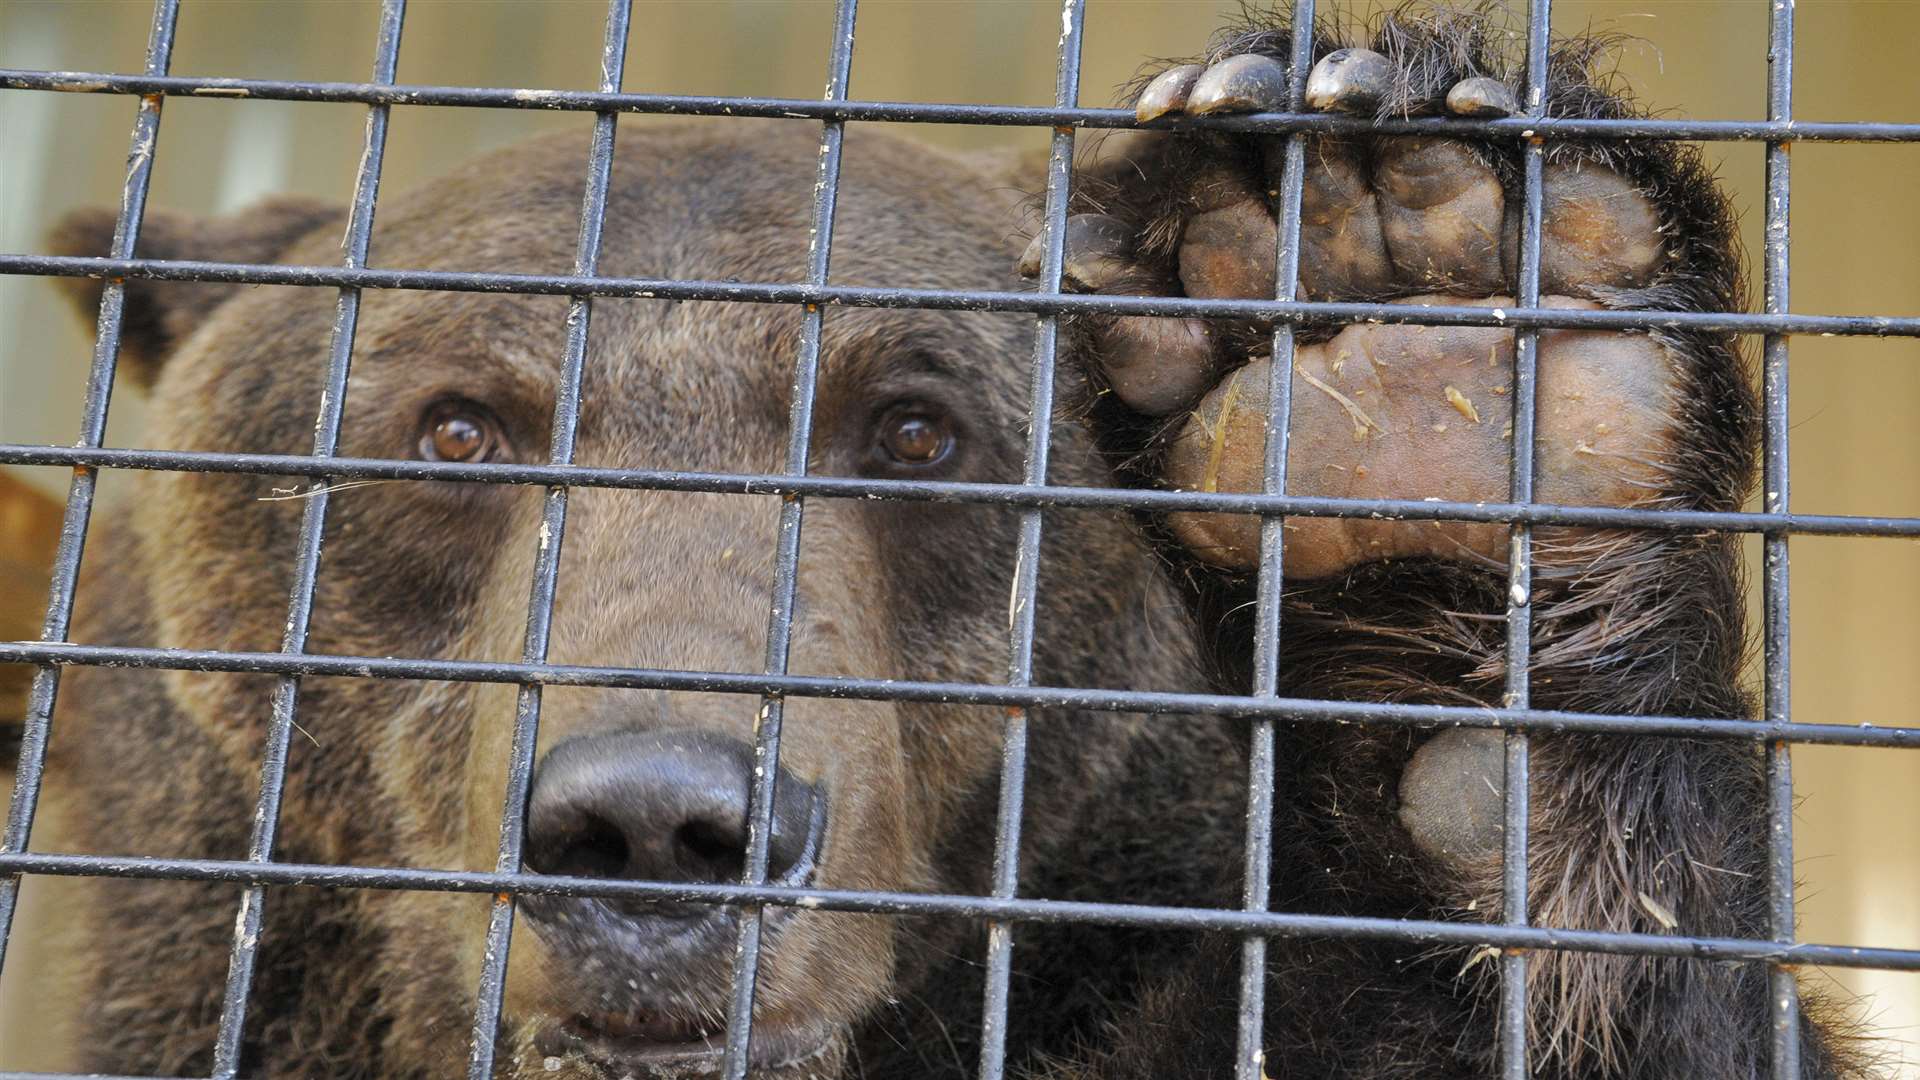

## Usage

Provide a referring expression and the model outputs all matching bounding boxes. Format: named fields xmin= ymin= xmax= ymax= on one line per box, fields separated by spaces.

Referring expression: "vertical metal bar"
xmin=463 ymin=3 xmax=632 ymax=1075
xmin=715 ymin=1 xmax=857 ymax=1076
xmin=0 ymin=0 xmax=179 ymax=980
xmin=1234 ymin=2 xmax=1314 ymax=1077
xmin=1762 ymin=1 xmax=1800 ymax=1076
xmin=1499 ymin=3 xmax=1553 ymax=1077
xmin=975 ymin=4 xmax=1083 ymax=1079
xmin=204 ymin=5 xmax=406 ymax=1073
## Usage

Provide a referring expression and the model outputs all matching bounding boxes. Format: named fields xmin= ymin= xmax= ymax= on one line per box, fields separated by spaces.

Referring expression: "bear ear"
xmin=48 ymin=196 xmax=345 ymax=391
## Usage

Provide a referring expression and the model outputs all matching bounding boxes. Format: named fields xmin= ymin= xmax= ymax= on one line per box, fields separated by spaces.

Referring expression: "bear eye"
xmin=874 ymin=404 xmax=956 ymax=469
xmin=417 ymin=401 xmax=508 ymax=463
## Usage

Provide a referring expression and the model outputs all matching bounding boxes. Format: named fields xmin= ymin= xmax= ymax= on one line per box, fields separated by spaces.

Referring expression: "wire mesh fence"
xmin=1 ymin=1 xmax=1918 ymax=1078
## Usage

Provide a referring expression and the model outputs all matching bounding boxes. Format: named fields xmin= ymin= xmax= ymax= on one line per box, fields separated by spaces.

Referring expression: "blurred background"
xmin=1 ymin=0 xmax=1915 ymax=1072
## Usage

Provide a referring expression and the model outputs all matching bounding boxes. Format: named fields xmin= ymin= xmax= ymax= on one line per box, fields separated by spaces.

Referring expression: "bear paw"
xmin=1023 ymin=40 xmax=1686 ymax=580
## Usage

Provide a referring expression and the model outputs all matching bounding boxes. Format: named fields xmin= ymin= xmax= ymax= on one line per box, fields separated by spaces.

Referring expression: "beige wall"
xmin=1 ymin=0 xmax=1915 ymax=1071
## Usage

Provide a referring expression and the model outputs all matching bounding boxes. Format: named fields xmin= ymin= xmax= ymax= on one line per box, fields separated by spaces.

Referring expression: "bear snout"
xmin=526 ymin=729 xmax=825 ymax=897
xmin=515 ymin=730 xmax=826 ymax=1025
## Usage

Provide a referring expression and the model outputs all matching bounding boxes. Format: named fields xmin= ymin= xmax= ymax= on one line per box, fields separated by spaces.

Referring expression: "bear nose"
xmin=525 ymin=729 xmax=824 ymax=901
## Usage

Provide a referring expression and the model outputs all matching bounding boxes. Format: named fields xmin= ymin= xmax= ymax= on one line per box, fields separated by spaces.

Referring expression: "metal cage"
xmin=2 ymin=1 xmax=1919 ymax=1078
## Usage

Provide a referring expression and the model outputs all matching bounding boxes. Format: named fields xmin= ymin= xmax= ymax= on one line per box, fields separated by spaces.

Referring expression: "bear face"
xmin=22 ymin=120 xmax=1210 ymax=1079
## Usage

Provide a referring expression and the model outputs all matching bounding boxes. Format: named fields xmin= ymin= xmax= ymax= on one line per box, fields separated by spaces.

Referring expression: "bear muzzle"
xmin=516 ymin=729 xmax=830 ymax=1071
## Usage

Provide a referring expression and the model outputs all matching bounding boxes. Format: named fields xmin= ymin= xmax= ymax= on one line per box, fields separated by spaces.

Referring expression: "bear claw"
xmin=1303 ymin=48 xmax=1396 ymax=116
xmin=1186 ymin=54 xmax=1290 ymax=116
xmin=1136 ymin=63 xmax=1206 ymax=122
xmin=1444 ymin=76 xmax=1520 ymax=118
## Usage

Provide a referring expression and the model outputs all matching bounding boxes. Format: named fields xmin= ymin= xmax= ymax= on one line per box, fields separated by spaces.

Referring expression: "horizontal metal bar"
xmin=4 ymin=254 xmax=1918 ymax=337
xmin=4 ymin=640 xmax=1916 ymax=748
xmin=0 ymin=849 xmax=1914 ymax=972
xmin=5 ymin=69 xmax=1920 ymax=143
xmin=0 ymin=1074 xmax=199 ymax=1080
xmin=3 ymin=442 xmax=1917 ymax=539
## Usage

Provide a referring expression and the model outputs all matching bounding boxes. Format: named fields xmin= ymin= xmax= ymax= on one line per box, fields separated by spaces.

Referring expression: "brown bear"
xmin=0 ymin=6 xmax=1879 ymax=1079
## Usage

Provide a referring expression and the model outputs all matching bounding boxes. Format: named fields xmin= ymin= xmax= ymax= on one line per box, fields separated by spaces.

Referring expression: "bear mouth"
xmin=535 ymin=1013 xmax=840 ymax=1076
